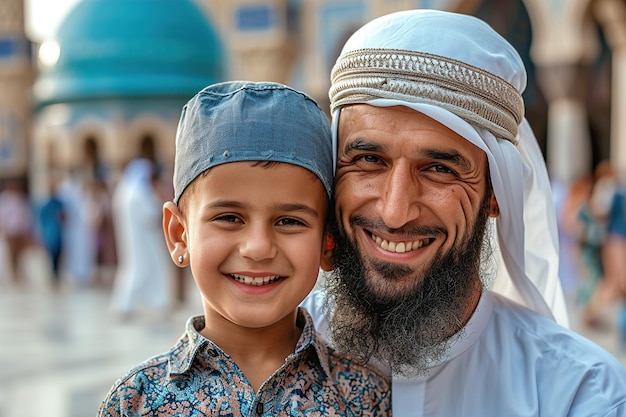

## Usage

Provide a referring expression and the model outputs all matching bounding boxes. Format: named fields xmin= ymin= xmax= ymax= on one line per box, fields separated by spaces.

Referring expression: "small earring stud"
xmin=177 ymin=255 xmax=184 ymax=264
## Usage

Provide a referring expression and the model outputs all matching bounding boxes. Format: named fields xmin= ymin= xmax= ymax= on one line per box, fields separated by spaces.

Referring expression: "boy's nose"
xmin=239 ymin=228 xmax=278 ymax=261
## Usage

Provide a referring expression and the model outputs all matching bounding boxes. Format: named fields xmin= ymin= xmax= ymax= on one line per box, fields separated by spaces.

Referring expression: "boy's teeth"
xmin=231 ymin=274 xmax=280 ymax=286
xmin=373 ymin=234 xmax=426 ymax=253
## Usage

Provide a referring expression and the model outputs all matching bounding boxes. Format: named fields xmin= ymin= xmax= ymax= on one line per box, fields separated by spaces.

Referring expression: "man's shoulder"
xmin=301 ymin=289 xmax=329 ymax=336
xmin=489 ymin=292 xmax=626 ymax=371
xmin=301 ymin=289 xmax=327 ymax=315
xmin=412 ymin=292 xmax=626 ymax=415
xmin=489 ymin=291 xmax=580 ymax=340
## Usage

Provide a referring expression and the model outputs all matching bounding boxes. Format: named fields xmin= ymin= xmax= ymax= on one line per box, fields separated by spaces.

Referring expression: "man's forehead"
xmin=339 ymin=104 xmax=464 ymax=139
xmin=337 ymin=104 xmax=489 ymax=162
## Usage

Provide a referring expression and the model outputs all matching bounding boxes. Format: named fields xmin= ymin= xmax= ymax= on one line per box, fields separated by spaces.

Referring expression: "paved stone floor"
xmin=0 ymin=246 xmax=625 ymax=417
xmin=0 ymin=246 xmax=203 ymax=417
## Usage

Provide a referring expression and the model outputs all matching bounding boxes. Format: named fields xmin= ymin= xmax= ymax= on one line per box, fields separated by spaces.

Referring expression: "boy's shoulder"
xmin=98 ymin=319 xmax=208 ymax=416
xmin=98 ymin=349 xmax=174 ymax=416
xmin=325 ymin=344 xmax=391 ymax=387
xmin=104 ymin=349 xmax=173 ymax=397
xmin=103 ymin=316 xmax=208 ymax=394
xmin=292 ymin=307 xmax=391 ymax=414
xmin=310 ymin=326 xmax=391 ymax=414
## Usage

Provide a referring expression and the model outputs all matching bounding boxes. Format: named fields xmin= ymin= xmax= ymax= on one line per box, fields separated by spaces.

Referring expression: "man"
xmin=303 ymin=9 xmax=626 ymax=416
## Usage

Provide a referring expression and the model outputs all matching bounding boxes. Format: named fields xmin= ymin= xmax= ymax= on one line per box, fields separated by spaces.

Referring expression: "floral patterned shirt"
xmin=98 ymin=308 xmax=391 ymax=416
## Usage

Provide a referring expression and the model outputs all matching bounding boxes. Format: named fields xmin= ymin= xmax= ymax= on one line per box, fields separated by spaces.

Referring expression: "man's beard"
xmin=325 ymin=193 xmax=494 ymax=377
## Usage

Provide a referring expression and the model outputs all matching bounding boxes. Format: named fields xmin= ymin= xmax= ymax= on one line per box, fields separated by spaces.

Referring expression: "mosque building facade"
xmin=1 ymin=0 xmax=626 ymax=199
xmin=30 ymin=0 xmax=225 ymax=198
xmin=0 ymin=0 xmax=32 ymax=184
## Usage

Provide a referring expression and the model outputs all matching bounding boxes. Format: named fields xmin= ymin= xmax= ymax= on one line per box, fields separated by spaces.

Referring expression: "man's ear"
xmin=163 ymin=201 xmax=188 ymax=266
xmin=488 ymin=193 xmax=500 ymax=218
xmin=320 ymin=233 xmax=334 ymax=272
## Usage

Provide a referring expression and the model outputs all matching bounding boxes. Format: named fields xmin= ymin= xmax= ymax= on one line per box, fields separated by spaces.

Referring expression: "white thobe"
xmin=110 ymin=171 xmax=171 ymax=315
xmin=302 ymin=290 xmax=626 ymax=416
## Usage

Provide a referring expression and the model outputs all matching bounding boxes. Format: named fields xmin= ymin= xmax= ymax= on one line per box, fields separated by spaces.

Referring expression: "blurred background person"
xmin=109 ymin=158 xmax=172 ymax=321
xmin=86 ymin=177 xmax=117 ymax=288
xmin=579 ymin=161 xmax=619 ymax=326
xmin=603 ymin=181 xmax=626 ymax=349
xmin=581 ymin=161 xmax=626 ymax=346
xmin=36 ymin=177 xmax=66 ymax=289
xmin=58 ymin=171 xmax=98 ymax=288
xmin=553 ymin=174 xmax=594 ymax=304
xmin=0 ymin=178 xmax=34 ymax=287
xmin=575 ymin=163 xmax=613 ymax=309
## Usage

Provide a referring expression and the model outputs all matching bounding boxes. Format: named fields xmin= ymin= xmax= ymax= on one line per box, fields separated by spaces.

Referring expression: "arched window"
xmin=139 ymin=134 xmax=156 ymax=163
xmin=84 ymin=136 xmax=106 ymax=182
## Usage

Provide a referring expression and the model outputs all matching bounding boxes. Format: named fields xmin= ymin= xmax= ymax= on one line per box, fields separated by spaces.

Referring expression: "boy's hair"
xmin=173 ymin=81 xmax=333 ymax=205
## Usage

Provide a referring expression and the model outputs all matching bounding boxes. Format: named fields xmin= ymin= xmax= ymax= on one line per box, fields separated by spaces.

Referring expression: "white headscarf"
xmin=329 ymin=9 xmax=569 ymax=327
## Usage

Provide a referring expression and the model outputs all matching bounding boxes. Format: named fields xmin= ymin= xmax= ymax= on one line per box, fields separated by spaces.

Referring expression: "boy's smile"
xmin=229 ymin=273 xmax=282 ymax=286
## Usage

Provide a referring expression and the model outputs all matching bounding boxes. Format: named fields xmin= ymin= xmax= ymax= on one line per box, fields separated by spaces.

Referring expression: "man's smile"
xmin=369 ymin=231 xmax=434 ymax=253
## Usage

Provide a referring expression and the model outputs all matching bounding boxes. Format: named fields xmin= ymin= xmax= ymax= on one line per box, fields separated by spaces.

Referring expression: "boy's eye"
xmin=276 ymin=217 xmax=306 ymax=227
xmin=214 ymin=214 xmax=242 ymax=223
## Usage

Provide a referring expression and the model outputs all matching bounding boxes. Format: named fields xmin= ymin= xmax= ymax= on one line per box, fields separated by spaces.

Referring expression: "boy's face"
xmin=163 ymin=161 xmax=329 ymax=331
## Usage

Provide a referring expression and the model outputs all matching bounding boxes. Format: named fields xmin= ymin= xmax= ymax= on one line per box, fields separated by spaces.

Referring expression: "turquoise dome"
xmin=34 ymin=0 xmax=226 ymax=108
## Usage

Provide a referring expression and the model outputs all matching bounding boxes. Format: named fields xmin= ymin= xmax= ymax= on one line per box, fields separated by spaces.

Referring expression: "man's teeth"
xmin=372 ymin=234 xmax=428 ymax=253
xmin=231 ymin=274 xmax=280 ymax=286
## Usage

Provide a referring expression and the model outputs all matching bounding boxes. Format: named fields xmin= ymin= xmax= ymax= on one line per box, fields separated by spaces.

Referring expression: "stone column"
xmin=537 ymin=64 xmax=592 ymax=183
xmin=524 ymin=0 xmax=596 ymax=183
xmin=0 ymin=0 xmax=32 ymax=180
xmin=594 ymin=0 xmax=626 ymax=178
xmin=611 ymin=47 xmax=626 ymax=177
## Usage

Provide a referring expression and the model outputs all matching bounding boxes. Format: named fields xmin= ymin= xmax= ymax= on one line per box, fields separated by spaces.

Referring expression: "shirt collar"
xmin=296 ymin=307 xmax=333 ymax=378
xmin=168 ymin=308 xmax=332 ymax=378
xmin=168 ymin=316 xmax=211 ymax=375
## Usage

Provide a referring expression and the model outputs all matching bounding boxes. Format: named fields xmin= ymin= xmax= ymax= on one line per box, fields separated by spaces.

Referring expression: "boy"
xmin=98 ymin=81 xmax=391 ymax=416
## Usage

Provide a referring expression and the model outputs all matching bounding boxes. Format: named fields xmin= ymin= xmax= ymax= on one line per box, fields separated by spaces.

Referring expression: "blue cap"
xmin=173 ymin=81 xmax=333 ymax=204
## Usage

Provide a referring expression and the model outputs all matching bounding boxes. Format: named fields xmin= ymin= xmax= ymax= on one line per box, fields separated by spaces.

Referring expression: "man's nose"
xmin=378 ymin=164 xmax=421 ymax=230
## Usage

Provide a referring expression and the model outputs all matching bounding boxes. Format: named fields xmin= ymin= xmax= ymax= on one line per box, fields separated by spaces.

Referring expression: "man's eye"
xmin=429 ymin=164 xmax=453 ymax=174
xmin=358 ymin=154 xmax=381 ymax=164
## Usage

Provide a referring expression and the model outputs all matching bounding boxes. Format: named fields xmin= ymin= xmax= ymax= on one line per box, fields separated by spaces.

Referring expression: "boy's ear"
xmin=320 ymin=233 xmax=334 ymax=272
xmin=163 ymin=201 xmax=188 ymax=267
